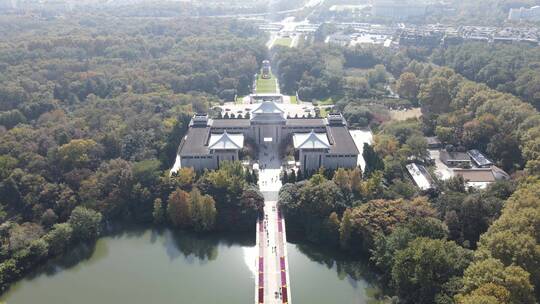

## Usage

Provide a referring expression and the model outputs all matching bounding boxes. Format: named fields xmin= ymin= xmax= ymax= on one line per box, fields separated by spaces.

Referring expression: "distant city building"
xmin=398 ymin=29 xmax=443 ymax=47
xmin=508 ymin=6 xmax=540 ymax=21
xmin=177 ymin=102 xmax=359 ymax=173
xmin=372 ymin=0 xmax=427 ymax=20
xmin=294 ymin=24 xmax=320 ymax=33
xmin=325 ymin=33 xmax=351 ymax=46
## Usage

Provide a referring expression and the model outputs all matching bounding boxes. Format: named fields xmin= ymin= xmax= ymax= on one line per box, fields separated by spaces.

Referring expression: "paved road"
xmin=255 ymin=143 xmax=291 ymax=304
xmin=349 ymin=129 xmax=373 ymax=171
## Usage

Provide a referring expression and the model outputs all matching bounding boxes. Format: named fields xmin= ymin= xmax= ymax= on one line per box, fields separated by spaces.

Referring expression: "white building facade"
xmin=177 ymin=101 xmax=359 ymax=173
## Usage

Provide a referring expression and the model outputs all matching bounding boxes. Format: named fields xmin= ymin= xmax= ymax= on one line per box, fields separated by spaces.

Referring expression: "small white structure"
xmin=406 ymin=163 xmax=434 ymax=191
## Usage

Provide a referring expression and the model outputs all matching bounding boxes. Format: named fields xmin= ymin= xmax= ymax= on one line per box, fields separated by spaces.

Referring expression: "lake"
xmin=1 ymin=228 xmax=382 ymax=304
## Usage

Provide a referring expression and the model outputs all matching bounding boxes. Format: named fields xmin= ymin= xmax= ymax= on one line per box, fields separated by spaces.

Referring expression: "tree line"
xmin=432 ymin=42 xmax=540 ymax=110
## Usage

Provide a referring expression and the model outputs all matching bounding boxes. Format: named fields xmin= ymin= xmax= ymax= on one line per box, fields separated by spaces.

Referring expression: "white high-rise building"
xmin=508 ymin=6 xmax=540 ymax=21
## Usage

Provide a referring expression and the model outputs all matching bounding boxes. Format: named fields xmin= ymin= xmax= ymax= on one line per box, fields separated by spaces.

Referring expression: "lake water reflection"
xmin=1 ymin=228 xmax=382 ymax=304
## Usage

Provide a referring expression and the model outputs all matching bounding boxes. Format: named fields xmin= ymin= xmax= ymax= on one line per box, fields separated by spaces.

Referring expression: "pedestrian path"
xmin=255 ymin=144 xmax=291 ymax=304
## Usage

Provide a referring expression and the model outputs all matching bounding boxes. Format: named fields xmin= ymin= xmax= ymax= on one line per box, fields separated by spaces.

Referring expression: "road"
xmin=207 ymin=0 xmax=324 ymax=19
xmin=255 ymin=143 xmax=291 ymax=304
xmin=349 ymin=129 xmax=373 ymax=171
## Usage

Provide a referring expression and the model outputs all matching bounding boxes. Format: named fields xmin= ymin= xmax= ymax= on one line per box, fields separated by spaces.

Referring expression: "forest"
xmin=274 ymin=41 xmax=540 ymax=304
xmin=432 ymin=42 xmax=540 ymax=110
xmin=0 ymin=16 xmax=265 ymax=292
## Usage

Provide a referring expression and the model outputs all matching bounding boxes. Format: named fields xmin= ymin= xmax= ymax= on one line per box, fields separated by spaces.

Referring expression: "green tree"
xmin=79 ymin=158 xmax=134 ymax=219
xmin=0 ymin=259 xmax=20 ymax=290
xmin=419 ymin=77 xmax=452 ymax=115
xmin=404 ymin=134 xmax=429 ymax=160
xmin=56 ymin=139 xmax=104 ymax=171
xmin=372 ymin=217 xmax=449 ymax=281
xmin=458 ymin=258 xmax=534 ymax=304
xmin=152 ymin=198 xmax=165 ymax=225
xmin=392 ymin=238 xmax=473 ymax=304
xmin=363 ymin=143 xmax=384 ymax=178
xmin=40 ymin=209 xmax=58 ymax=228
xmin=473 ymin=178 xmax=540 ymax=291
xmin=68 ymin=207 xmax=102 ymax=242
xmin=167 ymin=189 xmax=192 ymax=228
xmin=44 ymin=223 xmax=73 ymax=255
xmin=396 ymin=72 xmax=419 ymax=101
xmin=200 ymin=194 xmax=217 ymax=232
xmin=339 ymin=208 xmax=353 ymax=249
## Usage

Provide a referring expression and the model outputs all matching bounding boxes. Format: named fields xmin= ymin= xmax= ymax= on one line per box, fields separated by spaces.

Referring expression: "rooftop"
xmin=468 ymin=149 xmax=493 ymax=167
xmin=211 ymin=119 xmax=251 ymax=128
xmin=454 ymin=168 xmax=496 ymax=183
xmin=285 ymin=118 xmax=326 ymax=127
xmin=453 ymin=166 xmax=509 ymax=183
xmin=178 ymin=127 xmax=211 ymax=156
xmin=293 ymin=131 xmax=330 ymax=150
xmin=426 ymin=136 xmax=441 ymax=146
xmin=252 ymin=100 xmax=284 ymax=114
xmin=440 ymin=150 xmax=471 ymax=162
xmin=406 ymin=163 xmax=433 ymax=190
xmin=208 ymin=131 xmax=244 ymax=150
xmin=327 ymin=125 xmax=360 ymax=154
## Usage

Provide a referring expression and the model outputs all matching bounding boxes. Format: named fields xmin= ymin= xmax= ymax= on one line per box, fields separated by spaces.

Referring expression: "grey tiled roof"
xmin=211 ymin=119 xmax=251 ymax=128
xmin=178 ymin=127 xmax=210 ymax=156
xmin=440 ymin=150 xmax=471 ymax=162
xmin=468 ymin=149 xmax=493 ymax=166
xmin=327 ymin=126 xmax=359 ymax=154
xmin=285 ymin=118 xmax=325 ymax=127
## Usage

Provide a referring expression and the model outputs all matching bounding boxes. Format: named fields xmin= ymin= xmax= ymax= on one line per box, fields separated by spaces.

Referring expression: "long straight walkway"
xmin=255 ymin=144 xmax=291 ymax=304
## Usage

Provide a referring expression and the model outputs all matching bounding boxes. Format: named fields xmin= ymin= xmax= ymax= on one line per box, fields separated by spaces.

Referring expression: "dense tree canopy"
xmin=0 ymin=15 xmax=265 ymax=293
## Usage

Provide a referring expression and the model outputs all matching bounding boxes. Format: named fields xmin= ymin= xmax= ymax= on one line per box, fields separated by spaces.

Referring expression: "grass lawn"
xmin=273 ymin=37 xmax=292 ymax=48
xmin=235 ymin=96 xmax=245 ymax=104
xmin=318 ymin=97 xmax=334 ymax=105
xmin=289 ymin=95 xmax=298 ymax=104
xmin=256 ymin=73 xmax=277 ymax=94
xmin=318 ymin=107 xmax=329 ymax=118
xmin=390 ymin=107 xmax=422 ymax=121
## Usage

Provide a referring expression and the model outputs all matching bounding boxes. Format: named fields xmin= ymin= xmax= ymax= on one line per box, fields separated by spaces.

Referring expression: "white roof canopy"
xmin=293 ymin=130 xmax=330 ymax=150
xmin=406 ymin=163 xmax=432 ymax=190
xmin=251 ymin=100 xmax=284 ymax=114
xmin=208 ymin=131 xmax=244 ymax=150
